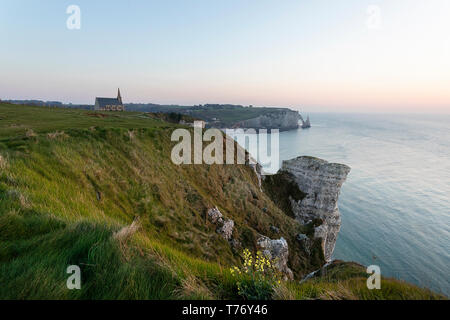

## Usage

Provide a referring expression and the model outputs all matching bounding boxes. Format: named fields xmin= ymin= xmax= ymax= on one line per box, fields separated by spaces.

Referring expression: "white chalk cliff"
xmin=235 ymin=110 xmax=300 ymax=132
xmin=277 ymin=156 xmax=350 ymax=262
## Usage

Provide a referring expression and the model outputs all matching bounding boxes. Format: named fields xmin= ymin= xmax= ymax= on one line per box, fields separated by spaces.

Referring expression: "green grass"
xmin=0 ymin=104 xmax=178 ymax=139
xmin=0 ymin=103 xmax=445 ymax=300
xmin=280 ymin=261 xmax=445 ymax=300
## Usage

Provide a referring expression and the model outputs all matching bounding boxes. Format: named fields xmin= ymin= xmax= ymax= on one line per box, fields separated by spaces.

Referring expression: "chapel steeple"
xmin=117 ymin=88 xmax=122 ymax=105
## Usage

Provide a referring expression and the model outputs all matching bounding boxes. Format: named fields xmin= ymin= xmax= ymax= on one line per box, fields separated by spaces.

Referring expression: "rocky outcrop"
xmin=207 ymin=207 xmax=234 ymax=241
xmin=299 ymin=115 xmax=311 ymax=129
xmin=257 ymin=236 xmax=294 ymax=280
xmin=235 ymin=110 xmax=300 ymax=132
xmin=282 ymin=156 xmax=350 ymax=261
xmin=219 ymin=220 xmax=235 ymax=241
xmin=248 ymin=159 xmax=263 ymax=191
xmin=299 ymin=261 xmax=333 ymax=284
xmin=296 ymin=233 xmax=312 ymax=255
xmin=265 ymin=156 xmax=350 ymax=262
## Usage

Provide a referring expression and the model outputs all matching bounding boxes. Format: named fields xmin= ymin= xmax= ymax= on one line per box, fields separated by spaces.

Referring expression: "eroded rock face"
xmin=207 ymin=207 xmax=223 ymax=224
xmin=248 ymin=160 xmax=263 ymax=191
xmin=207 ymin=207 xmax=234 ymax=241
xmin=219 ymin=220 xmax=234 ymax=241
xmin=257 ymin=236 xmax=294 ymax=280
xmin=235 ymin=110 xmax=300 ymax=132
xmin=296 ymin=233 xmax=312 ymax=255
xmin=281 ymin=156 xmax=351 ymax=262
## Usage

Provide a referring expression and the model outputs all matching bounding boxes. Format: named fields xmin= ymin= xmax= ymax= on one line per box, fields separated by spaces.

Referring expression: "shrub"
xmin=230 ymin=248 xmax=282 ymax=300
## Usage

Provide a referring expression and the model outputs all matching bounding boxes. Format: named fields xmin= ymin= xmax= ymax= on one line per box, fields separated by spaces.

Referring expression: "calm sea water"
xmin=242 ymin=113 xmax=450 ymax=296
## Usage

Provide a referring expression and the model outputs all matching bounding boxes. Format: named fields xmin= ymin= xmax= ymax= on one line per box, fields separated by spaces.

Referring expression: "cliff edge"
xmin=234 ymin=109 xmax=300 ymax=131
xmin=0 ymin=103 xmax=444 ymax=300
xmin=263 ymin=156 xmax=350 ymax=262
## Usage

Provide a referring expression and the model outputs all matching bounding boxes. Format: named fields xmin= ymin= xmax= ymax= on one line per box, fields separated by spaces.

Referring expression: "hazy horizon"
xmin=1 ymin=0 xmax=449 ymax=114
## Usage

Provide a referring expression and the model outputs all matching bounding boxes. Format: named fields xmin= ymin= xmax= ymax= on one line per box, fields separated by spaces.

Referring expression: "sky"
xmin=1 ymin=0 xmax=449 ymax=113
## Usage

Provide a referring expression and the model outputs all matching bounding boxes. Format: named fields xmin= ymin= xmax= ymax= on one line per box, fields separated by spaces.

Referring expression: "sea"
xmin=238 ymin=113 xmax=450 ymax=296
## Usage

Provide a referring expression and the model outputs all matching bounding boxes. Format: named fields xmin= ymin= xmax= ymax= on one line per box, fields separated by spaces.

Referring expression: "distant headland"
xmin=3 ymin=92 xmax=308 ymax=132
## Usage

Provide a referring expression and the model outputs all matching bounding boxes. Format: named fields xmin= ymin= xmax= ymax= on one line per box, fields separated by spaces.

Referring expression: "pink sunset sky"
xmin=1 ymin=0 xmax=449 ymax=113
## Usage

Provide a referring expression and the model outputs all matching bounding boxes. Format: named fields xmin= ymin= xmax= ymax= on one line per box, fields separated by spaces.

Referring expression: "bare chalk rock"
xmin=207 ymin=207 xmax=234 ymax=241
xmin=257 ymin=236 xmax=294 ymax=280
xmin=281 ymin=156 xmax=350 ymax=262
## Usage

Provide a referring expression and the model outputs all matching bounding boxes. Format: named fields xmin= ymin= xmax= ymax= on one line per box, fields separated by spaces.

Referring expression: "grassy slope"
xmin=0 ymin=103 xmax=445 ymax=300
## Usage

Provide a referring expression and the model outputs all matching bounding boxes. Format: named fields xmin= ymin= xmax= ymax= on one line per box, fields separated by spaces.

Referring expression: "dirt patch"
xmin=6 ymin=189 xmax=31 ymax=208
xmin=9 ymin=124 xmax=26 ymax=128
xmin=47 ymin=131 xmax=69 ymax=140
xmin=114 ymin=217 xmax=141 ymax=241
xmin=26 ymin=129 xmax=37 ymax=137
xmin=0 ymin=154 xmax=7 ymax=169
xmin=86 ymin=112 xmax=108 ymax=118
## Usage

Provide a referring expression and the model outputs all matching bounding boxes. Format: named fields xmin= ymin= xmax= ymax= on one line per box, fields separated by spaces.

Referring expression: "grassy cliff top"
xmin=0 ymin=103 xmax=177 ymax=138
xmin=126 ymin=103 xmax=293 ymax=124
xmin=0 ymin=103 xmax=445 ymax=300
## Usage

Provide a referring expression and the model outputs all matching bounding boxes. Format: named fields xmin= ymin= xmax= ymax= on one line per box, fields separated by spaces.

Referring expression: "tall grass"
xmin=0 ymin=103 xmax=445 ymax=300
